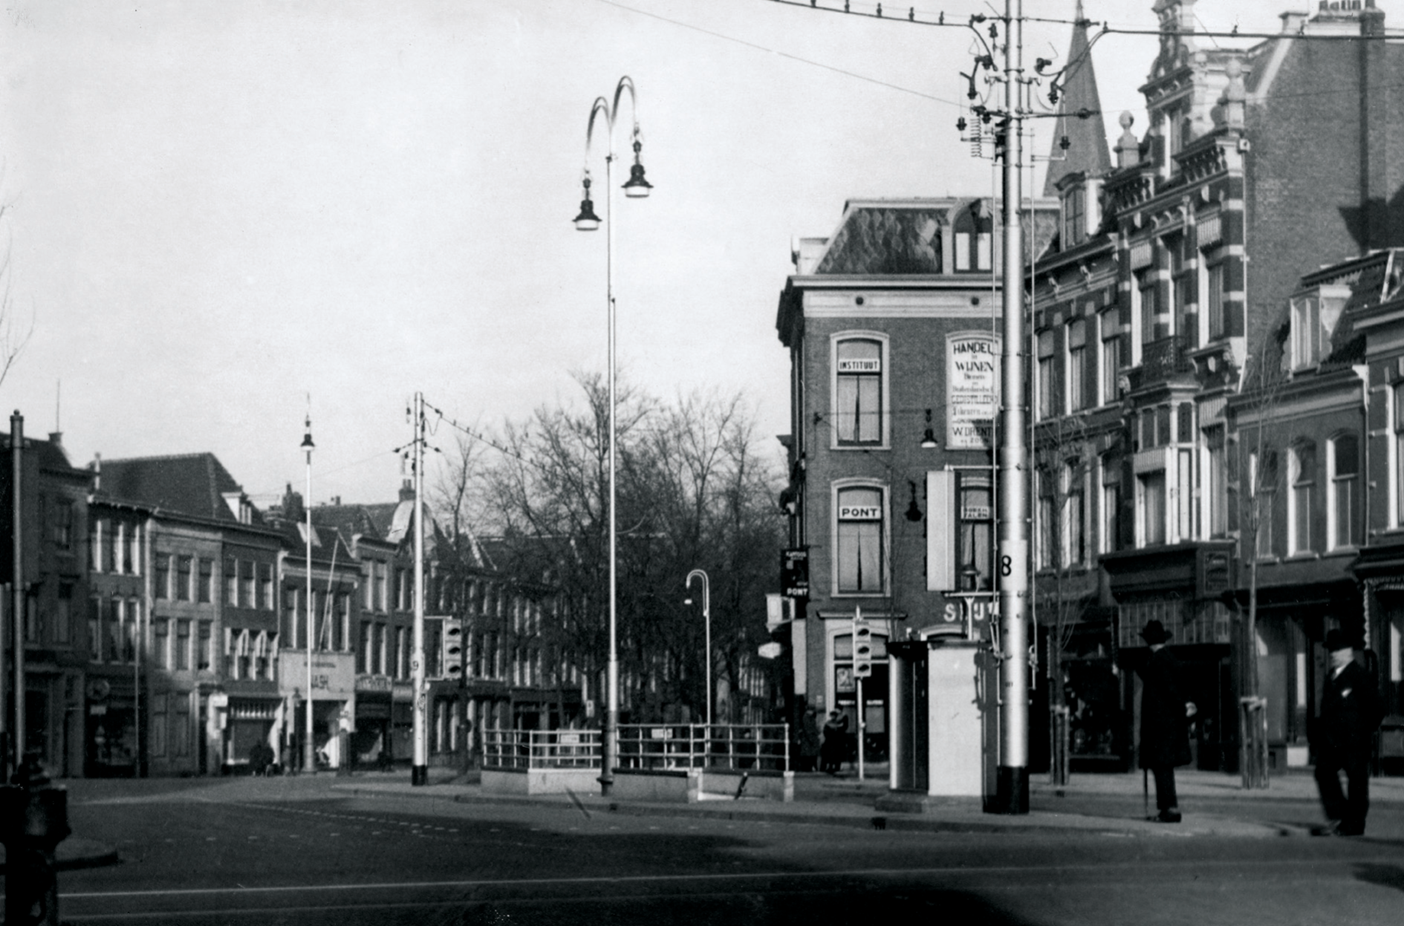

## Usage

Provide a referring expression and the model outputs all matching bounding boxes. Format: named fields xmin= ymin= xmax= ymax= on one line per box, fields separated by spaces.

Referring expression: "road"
xmin=50 ymin=775 xmax=1404 ymax=925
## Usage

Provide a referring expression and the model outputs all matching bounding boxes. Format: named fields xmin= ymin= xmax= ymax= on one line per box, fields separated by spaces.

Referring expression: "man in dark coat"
xmin=820 ymin=710 xmax=848 ymax=775
xmin=1312 ymin=629 xmax=1383 ymax=836
xmin=1137 ymin=620 xmax=1195 ymax=823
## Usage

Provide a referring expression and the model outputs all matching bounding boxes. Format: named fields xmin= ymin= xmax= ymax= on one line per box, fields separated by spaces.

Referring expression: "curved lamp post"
xmin=574 ymin=76 xmax=651 ymax=797
xmin=684 ymin=570 xmax=712 ymax=729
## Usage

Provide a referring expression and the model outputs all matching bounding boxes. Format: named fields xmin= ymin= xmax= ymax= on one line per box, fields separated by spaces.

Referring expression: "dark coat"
xmin=1137 ymin=646 xmax=1192 ymax=770
xmin=1312 ymin=660 xmax=1383 ymax=762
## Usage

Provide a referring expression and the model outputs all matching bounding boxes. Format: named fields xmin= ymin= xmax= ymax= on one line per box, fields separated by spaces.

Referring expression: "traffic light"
xmin=441 ymin=617 xmax=463 ymax=680
xmin=852 ymin=615 xmax=873 ymax=679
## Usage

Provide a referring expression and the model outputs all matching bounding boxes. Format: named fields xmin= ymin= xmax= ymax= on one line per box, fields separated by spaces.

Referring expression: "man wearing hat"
xmin=1312 ymin=629 xmax=1383 ymax=836
xmin=1137 ymin=620 xmax=1196 ymax=822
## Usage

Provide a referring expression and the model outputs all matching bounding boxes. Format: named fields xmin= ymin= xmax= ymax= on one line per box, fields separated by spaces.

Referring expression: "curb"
xmin=0 ymin=838 xmax=121 ymax=873
xmin=329 ymin=783 xmax=1287 ymax=839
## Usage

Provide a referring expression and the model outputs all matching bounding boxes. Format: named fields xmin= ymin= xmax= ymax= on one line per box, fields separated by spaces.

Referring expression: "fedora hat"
xmin=1139 ymin=620 xmax=1172 ymax=645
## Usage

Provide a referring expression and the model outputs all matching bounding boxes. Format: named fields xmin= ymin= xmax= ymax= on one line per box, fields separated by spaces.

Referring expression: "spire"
xmin=1043 ymin=1 xmax=1112 ymax=197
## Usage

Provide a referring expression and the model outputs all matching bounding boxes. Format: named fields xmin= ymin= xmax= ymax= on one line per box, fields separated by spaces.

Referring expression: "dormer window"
xmin=953 ymin=201 xmax=993 ymax=272
xmin=1289 ymin=284 xmax=1350 ymax=371
xmin=1062 ymin=185 xmax=1086 ymax=248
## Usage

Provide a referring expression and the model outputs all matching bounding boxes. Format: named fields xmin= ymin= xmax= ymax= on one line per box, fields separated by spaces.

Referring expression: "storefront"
xmin=279 ymin=650 xmax=356 ymax=771
xmin=86 ymin=674 xmax=137 ymax=778
xmin=354 ymin=676 xmax=393 ymax=767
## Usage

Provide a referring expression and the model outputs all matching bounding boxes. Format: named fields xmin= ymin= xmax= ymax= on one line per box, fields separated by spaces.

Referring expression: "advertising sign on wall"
xmin=945 ymin=332 xmax=1000 ymax=450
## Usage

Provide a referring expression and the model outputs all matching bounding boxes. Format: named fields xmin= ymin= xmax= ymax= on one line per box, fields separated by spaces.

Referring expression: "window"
xmin=284 ymin=589 xmax=299 ymax=649
xmin=90 ymin=519 xmax=103 ymax=572
xmin=241 ymin=561 xmax=255 ymax=610
xmin=834 ymin=337 xmax=884 ymax=444
xmin=260 ymin=564 xmax=273 ymax=611
xmin=1170 ymin=238 xmax=1192 ymax=345
xmin=120 ymin=523 xmax=133 ymax=573
xmin=197 ymin=620 xmax=212 ymax=671
xmin=254 ymin=631 xmax=269 ymax=680
xmin=1063 ymin=460 xmax=1086 ymax=567
xmin=397 ymin=627 xmax=408 ymax=679
xmin=1036 ymin=468 xmax=1055 ymax=570
xmin=103 ymin=523 xmax=117 ymax=573
xmin=225 ymin=558 xmax=238 ymax=606
xmin=1289 ymin=441 xmax=1315 ymax=555
xmin=1251 ymin=449 xmax=1278 ymax=558
xmin=154 ymin=555 xmax=169 ymax=600
xmin=126 ymin=524 xmax=140 ymax=575
xmin=339 ymin=593 xmax=351 ymax=652
xmin=958 ymin=474 xmax=993 ymax=590
xmin=1066 ymin=319 xmax=1087 ymax=412
xmin=176 ymin=619 xmax=190 ymax=670
xmin=396 ymin=570 xmax=407 ymax=611
xmin=52 ymin=583 xmax=71 ymax=644
xmin=173 ymin=695 xmax=190 ymax=758
xmin=106 ymin=599 xmax=123 ymax=664
xmin=1290 ymin=287 xmax=1349 ymax=372
xmin=836 ymin=485 xmax=885 ymax=594
xmin=1138 ymin=270 xmax=1160 ymax=345
xmin=1062 ymin=185 xmax=1086 ymax=248
xmin=1101 ymin=457 xmax=1121 ymax=554
xmin=375 ymin=563 xmax=387 ymax=612
xmin=1176 ymin=449 xmax=1195 ymax=542
xmin=1206 ymin=428 xmax=1228 ymax=538
xmin=176 ymin=556 xmax=192 ymax=601
xmin=50 ymin=501 xmax=74 ymax=550
xmin=198 ymin=559 xmax=212 ymax=603
xmin=359 ymin=622 xmax=373 ymax=673
xmin=1140 ymin=471 xmax=1167 ymax=546
xmin=88 ymin=597 xmax=102 ymax=662
xmin=1206 ymin=262 xmax=1225 ymax=340
xmin=1037 ymin=330 xmax=1056 ymax=420
xmin=378 ymin=623 xmax=389 ymax=675
xmin=154 ymin=619 xmax=170 ymax=670
xmin=1329 ymin=434 xmax=1359 ymax=550
xmin=1100 ymin=310 xmax=1122 ymax=405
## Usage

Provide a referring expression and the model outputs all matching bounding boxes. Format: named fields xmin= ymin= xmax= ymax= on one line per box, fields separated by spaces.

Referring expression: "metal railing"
xmin=617 ymin=723 xmax=791 ymax=773
xmin=481 ymin=729 xmax=601 ymax=770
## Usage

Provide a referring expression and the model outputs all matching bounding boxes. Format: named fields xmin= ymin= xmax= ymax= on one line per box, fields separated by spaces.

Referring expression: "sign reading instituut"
xmin=945 ymin=332 xmax=1000 ymax=450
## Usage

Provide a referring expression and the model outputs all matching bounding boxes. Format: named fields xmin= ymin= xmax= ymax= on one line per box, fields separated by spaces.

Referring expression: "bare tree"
xmin=0 ymin=191 xmax=34 ymax=390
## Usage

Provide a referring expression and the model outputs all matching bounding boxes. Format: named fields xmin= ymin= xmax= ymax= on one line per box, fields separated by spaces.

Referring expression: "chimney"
xmin=92 ymin=452 xmax=102 ymax=492
xmin=399 ymin=479 xmax=414 ymax=503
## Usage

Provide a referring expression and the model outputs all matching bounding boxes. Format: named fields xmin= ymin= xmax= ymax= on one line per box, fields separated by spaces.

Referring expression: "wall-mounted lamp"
xmin=905 ymin=480 xmax=923 ymax=522
xmin=919 ymin=409 xmax=939 ymax=449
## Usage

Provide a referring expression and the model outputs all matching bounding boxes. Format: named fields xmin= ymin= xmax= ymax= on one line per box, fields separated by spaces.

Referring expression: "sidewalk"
xmin=329 ymin=765 xmax=1404 ymax=839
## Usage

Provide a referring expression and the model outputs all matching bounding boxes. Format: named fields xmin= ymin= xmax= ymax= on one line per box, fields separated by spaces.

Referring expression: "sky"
xmin=2 ymin=0 xmax=1399 ymax=509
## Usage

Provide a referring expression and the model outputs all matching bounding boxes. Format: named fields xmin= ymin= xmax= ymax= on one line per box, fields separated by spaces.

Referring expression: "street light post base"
xmin=989 ymin=765 xmax=1029 ymax=814
xmin=411 ymin=765 xmax=428 ymax=787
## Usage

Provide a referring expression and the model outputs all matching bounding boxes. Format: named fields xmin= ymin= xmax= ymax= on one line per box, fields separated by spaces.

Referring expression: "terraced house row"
xmin=4 ymin=437 xmax=577 ymax=778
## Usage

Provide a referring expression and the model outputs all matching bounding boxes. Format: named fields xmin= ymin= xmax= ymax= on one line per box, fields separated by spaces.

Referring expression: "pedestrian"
xmin=1136 ymin=620 xmax=1195 ymax=823
xmin=820 ymin=709 xmax=848 ymax=775
xmin=1312 ymin=629 xmax=1384 ymax=837
xmin=798 ymin=706 xmax=821 ymax=772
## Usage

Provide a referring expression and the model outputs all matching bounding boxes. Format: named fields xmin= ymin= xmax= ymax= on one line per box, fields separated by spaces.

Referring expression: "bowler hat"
xmin=1324 ymin=629 xmax=1354 ymax=653
xmin=1139 ymin=620 xmax=1172 ymax=645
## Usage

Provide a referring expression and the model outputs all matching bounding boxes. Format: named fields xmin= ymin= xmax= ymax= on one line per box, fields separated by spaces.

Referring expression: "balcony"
xmin=1128 ymin=335 xmax=1194 ymax=391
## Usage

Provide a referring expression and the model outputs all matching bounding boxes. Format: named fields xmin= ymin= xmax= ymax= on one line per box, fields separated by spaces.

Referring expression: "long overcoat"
xmin=1137 ymin=646 xmax=1192 ymax=770
xmin=1312 ymin=660 xmax=1382 ymax=763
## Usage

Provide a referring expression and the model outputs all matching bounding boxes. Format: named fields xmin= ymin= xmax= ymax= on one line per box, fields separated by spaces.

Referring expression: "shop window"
xmin=1289 ymin=441 xmax=1315 ymax=555
xmin=834 ymin=337 xmax=885 ymax=445
xmin=1329 ymin=433 xmax=1359 ymax=550
xmin=835 ymin=485 xmax=886 ymax=594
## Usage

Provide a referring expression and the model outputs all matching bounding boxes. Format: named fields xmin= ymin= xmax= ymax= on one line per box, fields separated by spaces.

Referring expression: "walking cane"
xmin=1143 ymin=768 xmax=1149 ymax=819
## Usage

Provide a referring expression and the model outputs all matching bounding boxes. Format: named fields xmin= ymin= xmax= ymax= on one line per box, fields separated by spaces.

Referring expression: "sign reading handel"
xmin=945 ymin=332 xmax=1000 ymax=450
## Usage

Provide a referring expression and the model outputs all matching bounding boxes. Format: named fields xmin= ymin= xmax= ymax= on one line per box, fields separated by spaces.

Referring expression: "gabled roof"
xmin=97 ymin=453 xmax=256 ymax=524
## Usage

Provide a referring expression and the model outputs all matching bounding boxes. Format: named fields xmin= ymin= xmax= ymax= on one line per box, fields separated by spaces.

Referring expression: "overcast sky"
xmin=2 ymin=0 xmax=1396 ymax=508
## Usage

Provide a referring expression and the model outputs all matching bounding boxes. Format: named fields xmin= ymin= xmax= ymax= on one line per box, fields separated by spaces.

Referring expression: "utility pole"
xmin=994 ymin=0 xmax=1030 ymax=815
xmin=411 ymin=392 xmax=428 ymax=786
xmin=10 ymin=411 xmax=23 ymax=773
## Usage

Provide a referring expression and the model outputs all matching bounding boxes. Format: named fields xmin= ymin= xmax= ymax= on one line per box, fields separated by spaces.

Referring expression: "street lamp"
xmin=574 ymin=76 xmax=651 ymax=797
xmin=684 ymin=570 xmax=711 ymax=729
xmin=301 ymin=414 xmax=316 ymax=775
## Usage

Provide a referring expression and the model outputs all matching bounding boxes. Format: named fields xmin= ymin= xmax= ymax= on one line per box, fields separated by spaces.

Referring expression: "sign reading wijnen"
xmin=945 ymin=332 xmax=1000 ymax=450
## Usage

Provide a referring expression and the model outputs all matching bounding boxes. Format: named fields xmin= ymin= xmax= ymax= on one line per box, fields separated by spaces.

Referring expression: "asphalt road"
xmin=51 ymin=776 xmax=1404 ymax=925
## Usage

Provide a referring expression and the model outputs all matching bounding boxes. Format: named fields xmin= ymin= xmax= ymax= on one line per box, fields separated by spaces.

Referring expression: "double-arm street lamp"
xmin=574 ymin=76 xmax=652 ymax=797
xmin=301 ymin=414 xmax=315 ymax=775
xmin=684 ymin=570 xmax=712 ymax=729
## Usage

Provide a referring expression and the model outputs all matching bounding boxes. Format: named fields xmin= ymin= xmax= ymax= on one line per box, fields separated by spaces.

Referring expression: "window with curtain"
xmin=959 ymin=474 xmax=993 ymax=590
xmin=1066 ymin=319 xmax=1087 ymax=412
xmin=835 ymin=338 xmax=883 ymax=444
xmin=1140 ymin=471 xmax=1167 ymax=546
xmin=1037 ymin=329 xmax=1056 ymax=420
xmin=1100 ymin=310 xmax=1122 ymax=405
xmin=836 ymin=486 xmax=884 ymax=593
